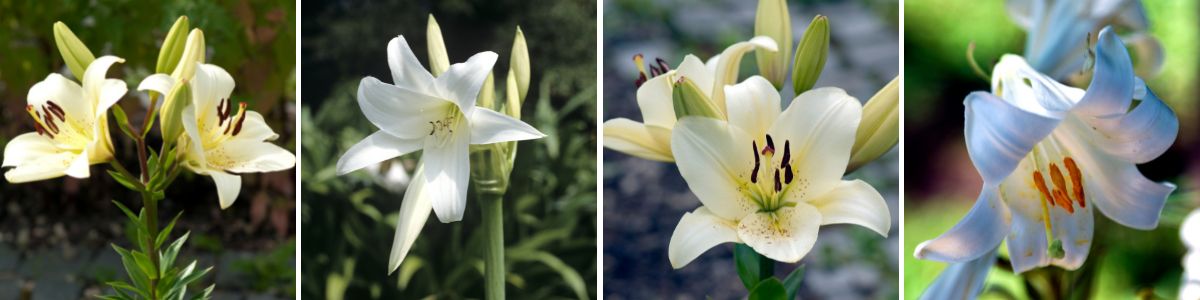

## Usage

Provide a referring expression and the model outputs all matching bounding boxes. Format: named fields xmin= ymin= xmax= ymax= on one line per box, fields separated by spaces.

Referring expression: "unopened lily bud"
xmin=847 ymin=76 xmax=899 ymax=173
xmin=53 ymin=22 xmax=96 ymax=79
xmin=672 ymin=77 xmax=721 ymax=120
xmin=505 ymin=69 xmax=521 ymax=119
xmin=754 ymin=0 xmax=792 ymax=89
xmin=160 ymin=81 xmax=192 ymax=143
xmin=792 ymin=15 xmax=829 ymax=95
xmin=510 ymin=26 xmax=531 ymax=101
xmin=427 ymin=15 xmax=450 ymax=76
xmin=478 ymin=71 xmax=496 ymax=110
xmin=156 ymin=16 xmax=190 ymax=74
xmin=171 ymin=29 xmax=205 ymax=81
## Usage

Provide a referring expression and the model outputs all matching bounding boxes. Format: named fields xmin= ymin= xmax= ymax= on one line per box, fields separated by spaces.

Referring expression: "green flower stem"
xmin=756 ymin=251 xmax=774 ymax=280
xmin=142 ymin=190 xmax=161 ymax=300
xmin=480 ymin=191 xmax=506 ymax=300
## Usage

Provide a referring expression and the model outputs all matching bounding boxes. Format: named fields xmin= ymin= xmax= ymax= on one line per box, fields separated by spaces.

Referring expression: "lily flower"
xmin=140 ymin=63 xmax=297 ymax=209
xmin=4 ymin=56 xmax=127 ymax=183
xmin=667 ymin=75 xmax=890 ymax=267
xmin=915 ymin=27 xmax=1176 ymax=296
xmin=602 ymin=36 xmax=777 ymax=162
xmin=1007 ymin=0 xmax=1162 ymax=79
xmin=335 ymin=36 xmax=545 ymax=272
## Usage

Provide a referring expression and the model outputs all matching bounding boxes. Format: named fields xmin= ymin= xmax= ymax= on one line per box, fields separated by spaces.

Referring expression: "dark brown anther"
xmin=635 ymin=73 xmax=648 ymax=88
xmin=655 ymin=58 xmax=671 ymax=73
xmin=784 ymin=164 xmax=793 ymax=184
xmin=773 ymin=169 xmax=782 ymax=192
xmin=781 ymin=140 xmax=791 ymax=167
xmin=762 ymin=135 xmax=775 ymax=156
xmin=751 ymin=141 xmax=761 ymax=183
xmin=231 ymin=103 xmax=248 ymax=136
xmin=42 ymin=111 xmax=60 ymax=134
xmin=47 ymin=101 xmax=66 ymax=121
xmin=34 ymin=122 xmax=45 ymax=136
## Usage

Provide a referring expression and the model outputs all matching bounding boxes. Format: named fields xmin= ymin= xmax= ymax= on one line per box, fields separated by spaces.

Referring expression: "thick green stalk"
xmin=480 ymin=191 xmax=506 ymax=300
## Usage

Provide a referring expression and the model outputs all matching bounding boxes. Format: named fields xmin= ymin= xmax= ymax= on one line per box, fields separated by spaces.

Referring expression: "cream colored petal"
xmin=82 ymin=56 xmax=126 ymax=115
xmin=724 ymin=76 xmax=780 ymax=136
xmin=2 ymin=133 xmax=73 ymax=183
xmin=27 ymin=74 xmax=87 ymax=124
xmin=635 ymin=72 xmax=677 ymax=129
xmin=209 ymin=170 xmax=243 ymax=209
xmin=137 ymin=73 xmax=175 ymax=96
xmin=809 ymin=179 xmax=890 ymax=237
xmin=602 ymin=118 xmax=672 ymax=162
xmin=672 ymin=117 xmax=756 ymax=220
xmin=206 ymin=138 xmax=296 ymax=173
xmin=674 ymin=55 xmax=713 ymax=97
xmin=710 ymin=36 xmax=778 ymax=115
xmin=737 ymin=203 xmax=822 ymax=263
xmin=668 ymin=207 xmax=740 ymax=269
xmin=769 ymin=87 xmax=861 ymax=197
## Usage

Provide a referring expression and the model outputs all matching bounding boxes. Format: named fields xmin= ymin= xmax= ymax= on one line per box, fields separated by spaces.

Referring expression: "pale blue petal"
xmin=919 ymin=248 xmax=996 ymax=300
xmin=914 ymin=187 xmax=1011 ymax=263
xmin=964 ymin=91 xmax=1059 ymax=184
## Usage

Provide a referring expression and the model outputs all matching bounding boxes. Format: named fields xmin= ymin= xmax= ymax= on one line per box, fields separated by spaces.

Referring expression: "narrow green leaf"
xmin=160 ymin=232 xmax=190 ymax=275
xmin=735 ymin=243 xmax=763 ymax=290
xmin=131 ymin=250 xmax=159 ymax=280
xmin=111 ymin=244 xmax=151 ymax=292
xmin=107 ymin=170 xmax=143 ymax=192
xmin=110 ymin=200 xmax=141 ymax=225
xmin=104 ymin=280 xmax=145 ymax=300
xmin=782 ymin=265 xmax=806 ymax=300
xmin=156 ymin=212 xmax=183 ymax=248
xmin=189 ymin=284 xmax=215 ymax=300
xmin=748 ymin=278 xmax=787 ymax=300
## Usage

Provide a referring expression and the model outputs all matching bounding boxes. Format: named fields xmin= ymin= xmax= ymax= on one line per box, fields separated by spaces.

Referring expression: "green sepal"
xmin=735 ymin=243 xmax=773 ymax=290
xmin=672 ymin=76 xmax=721 ymax=119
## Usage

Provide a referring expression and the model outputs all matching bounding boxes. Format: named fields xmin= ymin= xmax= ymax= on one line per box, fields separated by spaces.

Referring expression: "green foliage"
xmin=232 ymin=240 xmax=297 ymax=296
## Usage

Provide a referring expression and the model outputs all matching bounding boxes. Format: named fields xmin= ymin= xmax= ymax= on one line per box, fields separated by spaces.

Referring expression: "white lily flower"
xmin=1007 ymin=0 xmax=1162 ymax=79
xmin=3 ymin=56 xmax=127 ymax=183
xmin=667 ymin=75 xmax=890 ymax=268
xmin=915 ymin=27 xmax=1176 ymax=296
xmin=139 ymin=64 xmax=297 ymax=209
xmin=602 ymin=36 xmax=777 ymax=162
xmin=334 ymin=36 xmax=545 ymax=272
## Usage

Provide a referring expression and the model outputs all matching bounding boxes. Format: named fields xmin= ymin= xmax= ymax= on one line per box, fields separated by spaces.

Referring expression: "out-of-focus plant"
xmin=2 ymin=17 xmax=296 ymax=299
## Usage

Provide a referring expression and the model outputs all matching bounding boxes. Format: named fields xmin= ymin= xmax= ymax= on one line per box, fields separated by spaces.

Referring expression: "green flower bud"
xmin=754 ymin=0 xmax=792 ymax=89
xmin=171 ymin=29 xmax=205 ymax=81
xmin=427 ymin=15 xmax=450 ymax=76
xmin=672 ymin=77 xmax=721 ymax=120
xmin=792 ymin=15 xmax=829 ymax=95
xmin=478 ymin=71 xmax=496 ymax=110
xmin=510 ymin=26 xmax=531 ymax=101
xmin=160 ymin=81 xmax=192 ymax=143
xmin=52 ymin=22 xmax=96 ymax=79
xmin=847 ymin=76 xmax=899 ymax=173
xmin=505 ymin=68 xmax=522 ymax=119
xmin=156 ymin=16 xmax=190 ymax=74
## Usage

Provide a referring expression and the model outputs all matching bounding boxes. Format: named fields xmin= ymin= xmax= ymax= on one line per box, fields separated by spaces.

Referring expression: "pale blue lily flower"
xmin=915 ymin=27 xmax=1177 ymax=298
xmin=1007 ymin=0 xmax=1163 ymax=79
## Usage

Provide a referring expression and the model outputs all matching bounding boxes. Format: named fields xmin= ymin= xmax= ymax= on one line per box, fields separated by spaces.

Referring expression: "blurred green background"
xmin=904 ymin=0 xmax=1199 ymax=298
xmin=0 ymin=0 xmax=297 ymax=299
xmin=603 ymin=0 xmax=898 ymax=299
xmin=299 ymin=0 xmax=596 ymax=299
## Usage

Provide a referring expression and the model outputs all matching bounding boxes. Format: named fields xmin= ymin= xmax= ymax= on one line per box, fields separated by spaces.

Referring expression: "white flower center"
xmin=427 ymin=105 xmax=464 ymax=147
xmin=207 ymin=98 xmax=249 ymax=148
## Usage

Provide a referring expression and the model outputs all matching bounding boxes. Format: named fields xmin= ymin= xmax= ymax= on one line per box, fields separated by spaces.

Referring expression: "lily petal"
xmin=724 ymin=76 xmax=780 ymax=136
xmin=387 ymin=168 xmax=433 ymax=274
xmin=468 ymin=108 xmax=545 ymax=145
xmin=27 ymin=74 xmax=86 ymax=124
xmin=1006 ymin=210 xmax=1050 ymax=273
xmin=233 ymin=111 xmax=282 ymax=142
xmin=1083 ymin=148 xmax=1173 ymax=230
xmin=1046 ymin=197 xmax=1094 ymax=270
xmin=1087 ymin=84 xmax=1177 ymax=164
xmin=435 ymin=51 xmax=498 ymax=115
xmin=83 ymin=56 xmax=127 ymax=116
xmin=636 ymin=72 xmax=677 ymax=130
xmin=423 ymin=120 xmax=471 ymax=223
xmin=914 ymin=187 xmax=1011 ymax=263
xmin=710 ymin=36 xmax=778 ymax=114
xmin=357 ymin=76 xmax=451 ymax=140
xmin=809 ymin=179 xmax=891 ymax=237
xmin=964 ymin=91 xmax=1059 ymax=184
xmin=769 ymin=87 xmax=861 ymax=197
xmin=674 ymin=55 xmax=714 ymax=98
xmin=63 ymin=148 xmax=90 ymax=179
xmin=3 ymin=133 xmax=73 ymax=183
xmin=1075 ymin=26 xmax=1134 ymax=118
xmin=668 ymin=207 xmax=740 ymax=269
xmin=738 ymin=203 xmax=822 ymax=263
xmin=919 ymin=249 xmax=997 ymax=300
xmin=336 ymin=131 xmax=423 ymax=175
xmin=209 ymin=170 xmax=243 ymax=209
xmin=672 ymin=117 xmax=756 ymax=220
xmin=193 ymin=64 xmax=236 ymax=130
xmin=137 ymin=73 xmax=175 ymax=95
xmin=207 ymin=138 xmax=296 ymax=173
xmin=602 ymin=118 xmax=673 ymax=162
xmin=387 ymin=36 xmax=437 ymax=94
